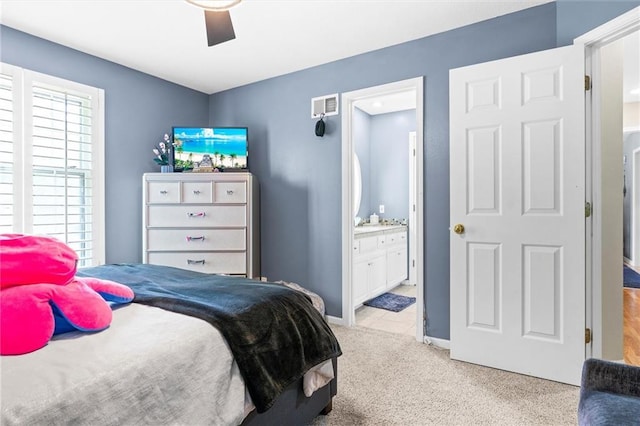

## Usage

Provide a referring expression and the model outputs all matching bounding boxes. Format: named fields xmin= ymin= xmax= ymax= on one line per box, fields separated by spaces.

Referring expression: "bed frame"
xmin=242 ymin=358 xmax=337 ymax=425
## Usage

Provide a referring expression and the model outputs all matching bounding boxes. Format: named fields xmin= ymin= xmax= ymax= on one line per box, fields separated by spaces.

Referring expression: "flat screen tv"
xmin=172 ymin=127 xmax=248 ymax=171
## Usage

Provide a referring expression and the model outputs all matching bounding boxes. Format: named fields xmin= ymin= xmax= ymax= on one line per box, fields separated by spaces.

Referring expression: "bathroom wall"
xmin=369 ymin=110 xmax=416 ymax=221
xmin=624 ymin=131 xmax=640 ymax=260
xmin=624 ymin=103 xmax=640 ymax=129
xmin=352 ymin=108 xmax=416 ymax=221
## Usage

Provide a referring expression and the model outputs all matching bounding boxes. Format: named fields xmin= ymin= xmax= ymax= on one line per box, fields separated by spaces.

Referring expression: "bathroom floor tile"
xmin=355 ymin=284 xmax=418 ymax=336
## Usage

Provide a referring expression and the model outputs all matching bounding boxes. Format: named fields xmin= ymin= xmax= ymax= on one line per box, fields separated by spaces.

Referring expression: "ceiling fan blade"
xmin=204 ymin=10 xmax=236 ymax=47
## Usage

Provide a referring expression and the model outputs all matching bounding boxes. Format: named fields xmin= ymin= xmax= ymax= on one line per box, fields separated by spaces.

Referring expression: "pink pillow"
xmin=0 ymin=278 xmax=134 ymax=355
xmin=0 ymin=234 xmax=78 ymax=289
xmin=0 ymin=234 xmax=135 ymax=355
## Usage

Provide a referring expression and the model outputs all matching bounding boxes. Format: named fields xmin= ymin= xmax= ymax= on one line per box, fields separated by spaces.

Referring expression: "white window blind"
xmin=0 ymin=73 xmax=14 ymax=232
xmin=1 ymin=63 xmax=105 ymax=266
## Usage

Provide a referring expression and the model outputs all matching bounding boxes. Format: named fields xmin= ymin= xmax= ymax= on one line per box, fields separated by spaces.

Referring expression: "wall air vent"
xmin=311 ymin=93 xmax=339 ymax=118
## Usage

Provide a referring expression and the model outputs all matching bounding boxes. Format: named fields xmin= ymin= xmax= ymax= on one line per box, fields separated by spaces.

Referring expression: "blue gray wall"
xmin=624 ymin=132 xmax=640 ymax=259
xmin=209 ymin=4 xmax=559 ymax=335
xmin=369 ymin=110 xmax=416 ymax=221
xmin=209 ymin=1 xmax=640 ymax=337
xmin=3 ymin=0 xmax=639 ymax=339
xmin=0 ymin=26 xmax=210 ymax=264
xmin=556 ymin=0 xmax=640 ymax=46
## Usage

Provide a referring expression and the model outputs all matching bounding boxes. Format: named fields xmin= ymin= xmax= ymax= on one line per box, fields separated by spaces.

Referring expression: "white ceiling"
xmin=354 ymin=90 xmax=416 ymax=115
xmin=0 ymin=0 xmax=554 ymax=95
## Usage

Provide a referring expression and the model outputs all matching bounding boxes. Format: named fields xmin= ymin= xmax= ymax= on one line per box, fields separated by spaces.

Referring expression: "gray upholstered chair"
xmin=578 ymin=358 xmax=640 ymax=425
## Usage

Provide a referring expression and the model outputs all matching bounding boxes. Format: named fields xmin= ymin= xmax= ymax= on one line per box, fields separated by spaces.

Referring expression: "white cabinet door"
xmin=368 ymin=252 xmax=387 ymax=297
xmin=450 ymin=45 xmax=585 ymax=385
xmin=387 ymin=246 xmax=408 ymax=288
xmin=353 ymin=257 xmax=370 ymax=306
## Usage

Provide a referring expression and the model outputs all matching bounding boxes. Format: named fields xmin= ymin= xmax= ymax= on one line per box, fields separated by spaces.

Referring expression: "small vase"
xmin=160 ymin=165 xmax=173 ymax=173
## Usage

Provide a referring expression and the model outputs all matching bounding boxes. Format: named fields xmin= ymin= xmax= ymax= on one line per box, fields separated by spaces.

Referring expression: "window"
xmin=0 ymin=63 xmax=105 ymax=266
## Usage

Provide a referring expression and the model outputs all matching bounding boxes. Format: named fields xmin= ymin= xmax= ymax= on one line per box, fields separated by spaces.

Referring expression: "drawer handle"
xmin=159 ymin=190 xmax=168 ymax=194
xmin=186 ymin=236 xmax=205 ymax=242
xmin=187 ymin=212 xmax=206 ymax=218
xmin=187 ymin=259 xmax=205 ymax=265
xmin=193 ymin=190 xmax=201 ymax=194
xmin=226 ymin=190 xmax=234 ymax=195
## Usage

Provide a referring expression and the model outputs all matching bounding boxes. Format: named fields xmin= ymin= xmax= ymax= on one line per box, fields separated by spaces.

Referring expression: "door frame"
xmin=409 ymin=131 xmax=418 ymax=286
xmin=575 ymin=5 xmax=640 ymax=359
xmin=340 ymin=77 xmax=425 ymax=342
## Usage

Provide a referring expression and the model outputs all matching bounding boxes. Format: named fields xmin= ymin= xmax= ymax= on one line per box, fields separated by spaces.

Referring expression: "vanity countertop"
xmin=354 ymin=224 xmax=407 ymax=238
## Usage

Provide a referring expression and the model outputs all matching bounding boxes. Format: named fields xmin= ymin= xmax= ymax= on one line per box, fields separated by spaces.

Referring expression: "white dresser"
xmin=142 ymin=172 xmax=260 ymax=278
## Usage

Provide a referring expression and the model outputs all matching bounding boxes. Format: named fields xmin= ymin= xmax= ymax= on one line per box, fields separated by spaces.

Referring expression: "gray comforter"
xmin=77 ymin=263 xmax=342 ymax=413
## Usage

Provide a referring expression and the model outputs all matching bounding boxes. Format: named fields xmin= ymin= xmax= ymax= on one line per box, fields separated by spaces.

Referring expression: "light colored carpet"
xmin=311 ymin=325 xmax=579 ymax=425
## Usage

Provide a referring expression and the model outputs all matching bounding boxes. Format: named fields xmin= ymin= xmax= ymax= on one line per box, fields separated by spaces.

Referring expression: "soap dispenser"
xmin=370 ymin=213 xmax=379 ymax=225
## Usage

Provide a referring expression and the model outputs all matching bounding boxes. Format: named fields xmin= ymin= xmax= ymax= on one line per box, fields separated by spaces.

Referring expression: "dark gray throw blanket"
xmin=77 ymin=263 xmax=342 ymax=413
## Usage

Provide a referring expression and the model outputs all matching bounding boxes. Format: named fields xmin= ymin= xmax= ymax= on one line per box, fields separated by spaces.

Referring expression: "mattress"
xmin=0 ymin=303 xmax=248 ymax=425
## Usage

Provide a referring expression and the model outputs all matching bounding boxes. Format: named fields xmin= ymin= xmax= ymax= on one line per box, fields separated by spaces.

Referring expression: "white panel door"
xmin=449 ymin=45 xmax=585 ymax=385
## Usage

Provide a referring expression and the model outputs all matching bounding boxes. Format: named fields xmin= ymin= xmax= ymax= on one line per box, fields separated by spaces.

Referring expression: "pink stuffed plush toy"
xmin=0 ymin=234 xmax=134 ymax=355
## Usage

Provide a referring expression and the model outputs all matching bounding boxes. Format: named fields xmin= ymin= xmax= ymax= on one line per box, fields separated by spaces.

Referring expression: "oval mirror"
xmin=353 ymin=153 xmax=362 ymax=218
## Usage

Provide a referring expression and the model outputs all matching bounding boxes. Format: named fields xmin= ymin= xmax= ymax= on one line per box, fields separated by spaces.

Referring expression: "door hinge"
xmin=585 ymin=202 xmax=592 ymax=218
xmin=585 ymin=328 xmax=592 ymax=344
xmin=585 ymin=75 xmax=591 ymax=91
xmin=412 ymin=259 xmax=415 ymax=267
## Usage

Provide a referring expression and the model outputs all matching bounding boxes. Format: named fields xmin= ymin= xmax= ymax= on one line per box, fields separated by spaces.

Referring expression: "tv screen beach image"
xmin=173 ymin=127 xmax=248 ymax=169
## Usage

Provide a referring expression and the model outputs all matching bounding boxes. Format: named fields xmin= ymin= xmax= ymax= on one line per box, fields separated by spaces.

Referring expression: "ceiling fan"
xmin=186 ymin=0 xmax=242 ymax=47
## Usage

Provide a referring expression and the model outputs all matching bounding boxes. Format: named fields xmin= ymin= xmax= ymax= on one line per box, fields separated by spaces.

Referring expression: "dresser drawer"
xmin=148 ymin=252 xmax=246 ymax=274
xmin=214 ymin=182 xmax=246 ymax=203
xmin=147 ymin=205 xmax=246 ymax=227
xmin=147 ymin=229 xmax=246 ymax=251
xmin=147 ymin=181 xmax=181 ymax=204
xmin=182 ymin=181 xmax=213 ymax=204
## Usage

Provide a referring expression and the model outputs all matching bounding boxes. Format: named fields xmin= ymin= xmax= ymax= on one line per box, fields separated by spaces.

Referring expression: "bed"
xmin=0 ymin=263 xmax=341 ymax=425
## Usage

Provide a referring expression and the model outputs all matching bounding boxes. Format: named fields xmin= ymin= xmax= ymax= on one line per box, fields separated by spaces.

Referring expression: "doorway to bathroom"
xmin=340 ymin=77 xmax=425 ymax=342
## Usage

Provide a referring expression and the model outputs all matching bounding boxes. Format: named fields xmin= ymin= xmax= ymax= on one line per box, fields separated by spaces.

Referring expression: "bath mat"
xmin=364 ymin=292 xmax=416 ymax=312
xmin=624 ymin=265 xmax=640 ymax=289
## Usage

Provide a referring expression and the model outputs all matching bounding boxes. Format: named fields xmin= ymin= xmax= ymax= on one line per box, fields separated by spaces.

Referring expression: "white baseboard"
xmin=424 ymin=335 xmax=450 ymax=350
xmin=326 ymin=315 xmax=346 ymax=326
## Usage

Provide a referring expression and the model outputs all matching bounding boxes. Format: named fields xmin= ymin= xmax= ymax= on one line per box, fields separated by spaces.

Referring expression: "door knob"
xmin=453 ymin=224 xmax=465 ymax=234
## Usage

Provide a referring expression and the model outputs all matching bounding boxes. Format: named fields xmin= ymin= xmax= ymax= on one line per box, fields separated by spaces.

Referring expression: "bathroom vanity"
xmin=352 ymin=225 xmax=408 ymax=307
